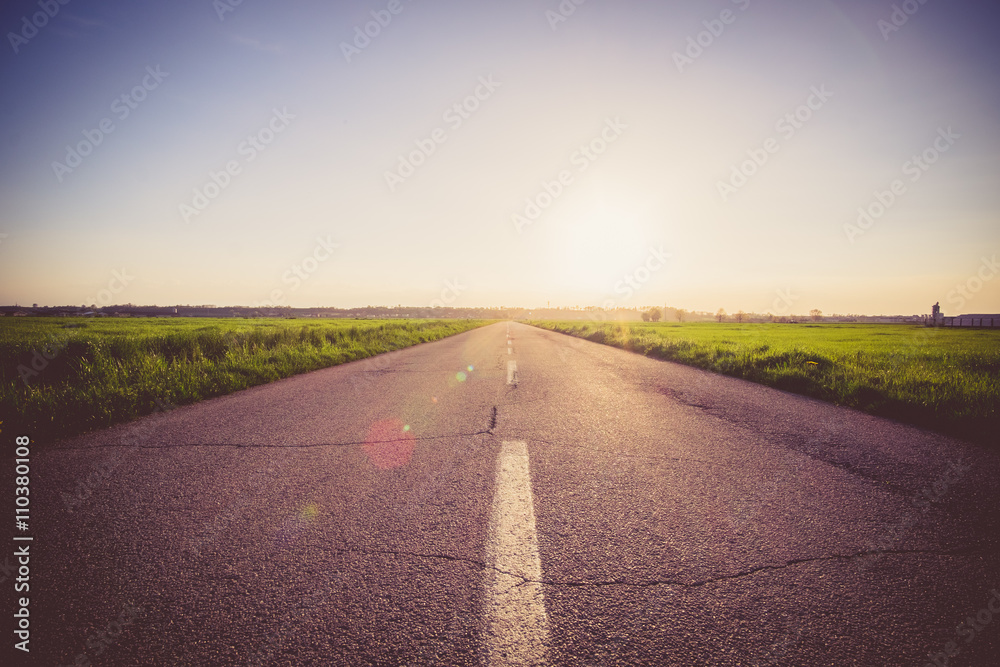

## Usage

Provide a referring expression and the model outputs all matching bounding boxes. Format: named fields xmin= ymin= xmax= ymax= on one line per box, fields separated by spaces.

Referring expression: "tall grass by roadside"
xmin=528 ymin=321 xmax=999 ymax=443
xmin=0 ymin=318 xmax=491 ymax=442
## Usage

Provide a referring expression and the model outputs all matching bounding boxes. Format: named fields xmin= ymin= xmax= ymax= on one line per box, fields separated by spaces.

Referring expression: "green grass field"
xmin=0 ymin=317 xmax=491 ymax=442
xmin=528 ymin=320 xmax=999 ymax=443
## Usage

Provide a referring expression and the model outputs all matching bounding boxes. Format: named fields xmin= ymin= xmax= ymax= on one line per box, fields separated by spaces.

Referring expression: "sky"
xmin=1 ymin=0 xmax=998 ymax=316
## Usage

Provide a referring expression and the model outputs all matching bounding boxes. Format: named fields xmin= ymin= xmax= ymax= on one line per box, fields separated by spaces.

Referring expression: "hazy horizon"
xmin=0 ymin=301 xmax=951 ymax=318
xmin=2 ymin=0 xmax=998 ymax=317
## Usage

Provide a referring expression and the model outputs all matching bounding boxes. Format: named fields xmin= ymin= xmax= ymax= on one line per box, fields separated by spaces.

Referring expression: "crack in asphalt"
xmin=331 ymin=544 xmax=992 ymax=591
xmin=533 ymin=546 xmax=992 ymax=588
xmin=47 ymin=431 xmax=495 ymax=451
xmin=326 ymin=545 xmax=495 ymax=573
xmin=359 ymin=369 xmax=448 ymax=374
xmin=55 ymin=398 xmax=511 ymax=451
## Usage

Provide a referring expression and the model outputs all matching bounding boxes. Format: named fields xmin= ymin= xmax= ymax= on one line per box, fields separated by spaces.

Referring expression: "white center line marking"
xmin=483 ymin=441 xmax=549 ymax=666
xmin=506 ymin=360 xmax=517 ymax=385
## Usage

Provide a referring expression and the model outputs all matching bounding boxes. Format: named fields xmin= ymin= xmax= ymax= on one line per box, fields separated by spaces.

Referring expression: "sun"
xmin=547 ymin=196 xmax=649 ymax=294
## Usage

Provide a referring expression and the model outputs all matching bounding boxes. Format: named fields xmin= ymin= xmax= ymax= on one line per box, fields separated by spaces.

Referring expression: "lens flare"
xmin=299 ymin=502 xmax=320 ymax=520
xmin=456 ymin=371 xmax=467 ymax=382
xmin=274 ymin=502 xmax=321 ymax=548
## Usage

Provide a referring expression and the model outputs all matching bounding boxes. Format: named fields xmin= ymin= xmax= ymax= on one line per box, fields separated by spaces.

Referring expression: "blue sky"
xmin=1 ymin=0 xmax=998 ymax=315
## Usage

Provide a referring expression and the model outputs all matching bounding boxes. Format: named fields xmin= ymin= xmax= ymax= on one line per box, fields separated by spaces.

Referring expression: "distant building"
xmin=931 ymin=302 xmax=943 ymax=325
xmin=928 ymin=302 xmax=1000 ymax=328
xmin=944 ymin=314 xmax=1000 ymax=328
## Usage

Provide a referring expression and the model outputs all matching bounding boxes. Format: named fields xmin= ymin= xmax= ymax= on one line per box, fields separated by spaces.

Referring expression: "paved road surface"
xmin=7 ymin=321 xmax=1000 ymax=665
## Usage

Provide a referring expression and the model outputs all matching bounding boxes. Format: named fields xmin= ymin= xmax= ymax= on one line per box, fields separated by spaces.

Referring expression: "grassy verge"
xmin=1 ymin=317 xmax=491 ymax=442
xmin=527 ymin=320 xmax=999 ymax=443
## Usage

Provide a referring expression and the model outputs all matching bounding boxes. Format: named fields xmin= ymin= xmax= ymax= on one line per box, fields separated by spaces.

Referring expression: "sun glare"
xmin=548 ymin=196 xmax=649 ymax=294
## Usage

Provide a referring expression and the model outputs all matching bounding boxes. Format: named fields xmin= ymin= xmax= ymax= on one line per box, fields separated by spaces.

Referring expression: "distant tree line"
xmin=0 ymin=304 xmax=924 ymax=324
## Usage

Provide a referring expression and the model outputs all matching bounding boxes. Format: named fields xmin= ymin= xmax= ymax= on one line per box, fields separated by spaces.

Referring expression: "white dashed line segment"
xmin=483 ymin=441 xmax=549 ymax=665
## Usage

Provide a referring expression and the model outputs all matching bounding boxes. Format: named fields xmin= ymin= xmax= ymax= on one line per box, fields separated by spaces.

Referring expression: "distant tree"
xmin=648 ymin=307 xmax=662 ymax=322
xmin=810 ymin=308 xmax=823 ymax=322
xmin=716 ymin=308 xmax=726 ymax=323
xmin=675 ymin=308 xmax=687 ymax=322
xmin=641 ymin=310 xmax=651 ymax=322
xmin=734 ymin=310 xmax=747 ymax=324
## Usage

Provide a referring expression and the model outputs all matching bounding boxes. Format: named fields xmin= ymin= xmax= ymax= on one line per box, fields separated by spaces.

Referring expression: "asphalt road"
xmin=6 ymin=321 xmax=1000 ymax=666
